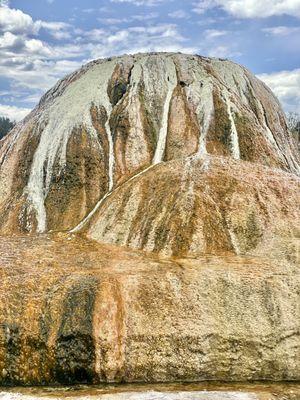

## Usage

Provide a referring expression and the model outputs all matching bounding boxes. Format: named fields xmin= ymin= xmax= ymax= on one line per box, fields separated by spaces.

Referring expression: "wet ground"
xmin=0 ymin=382 xmax=300 ymax=400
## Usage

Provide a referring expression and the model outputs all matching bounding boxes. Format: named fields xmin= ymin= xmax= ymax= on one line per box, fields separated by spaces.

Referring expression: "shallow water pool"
xmin=0 ymin=382 xmax=300 ymax=400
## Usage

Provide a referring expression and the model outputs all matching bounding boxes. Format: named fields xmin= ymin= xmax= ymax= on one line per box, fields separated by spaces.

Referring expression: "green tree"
xmin=0 ymin=116 xmax=16 ymax=140
xmin=287 ymin=112 xmax=300 ymax=145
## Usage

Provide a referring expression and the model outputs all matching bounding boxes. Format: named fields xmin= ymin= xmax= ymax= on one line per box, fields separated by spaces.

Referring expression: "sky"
xmin=0 ymin=0 xmax=299 ymax=121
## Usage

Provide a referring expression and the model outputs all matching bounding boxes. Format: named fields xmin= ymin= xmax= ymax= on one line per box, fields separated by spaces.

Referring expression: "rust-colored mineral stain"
xmin=0 ymin=53 xmax=299 ymax=387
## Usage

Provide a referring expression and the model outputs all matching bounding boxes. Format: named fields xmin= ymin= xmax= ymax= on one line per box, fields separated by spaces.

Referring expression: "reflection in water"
xmin=0 ymin=382 xmax=299 ymax=400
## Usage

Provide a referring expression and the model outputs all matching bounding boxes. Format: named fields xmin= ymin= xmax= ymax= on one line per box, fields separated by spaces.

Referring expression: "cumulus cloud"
xmin=258 ymin=69 xmax=300 ymax=113
xmin=207 ymin=45 xmax=241 ymax=58
xmin=0 ymin=31 xmax=23 ymax=49
xmin=0 ymin=2 xmax=83 ymax=102
xmin=86 ymin=24 xmax=198 ymax=58
xmin=0 ymin=103 xmax=31 ymax=121
xmin=193 ymin=0 xmax=300 ymax=18
xmin=0 ymin=56 xmax=82 ymax=93
xmin=0 ymin=3 xmax=198 ymax=105
xmin=0 ymin=6 xmax=39 ymax=34
xmin=0 ymin=4 xmax=73 ymax=39
xmin=0 ymin=31 xmax=52 ymax=57
xmin=0 ymin=0 xmax=10 ymax=6
xmin=39 ymin=21 xmax=72 ymax=40
xmin=25 ymin=38 xmax=52 ymax=55
xmin=76 ymin=28 xmax=106 ymax=42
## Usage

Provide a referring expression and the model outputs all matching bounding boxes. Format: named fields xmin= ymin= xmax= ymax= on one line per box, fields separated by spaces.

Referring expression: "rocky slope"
xmin=0 ymin=53 xmax=299 ymax=238
xmin=0 ymin=53 xmax=299 ymax=385
xmin=85 ymin=155 xmax=299 ymax=260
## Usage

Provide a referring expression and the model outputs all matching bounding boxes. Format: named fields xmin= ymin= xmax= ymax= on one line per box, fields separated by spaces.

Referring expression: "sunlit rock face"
xmin=0 ymin=53 xmax=299 ymax=386
xmin=0 ymin=53 xmax=299 ymax=238
xmin=86 ymin=156 xmax=300 ymax=260
xmin=0 ymin=235 xmax=299 ymax=385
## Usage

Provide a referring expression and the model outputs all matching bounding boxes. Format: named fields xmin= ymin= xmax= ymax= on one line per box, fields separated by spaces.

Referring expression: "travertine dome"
xmin=0 ymin=52 xmax=299 ymax=242
xmin=0 ymin=53 xmax=299 ymax=386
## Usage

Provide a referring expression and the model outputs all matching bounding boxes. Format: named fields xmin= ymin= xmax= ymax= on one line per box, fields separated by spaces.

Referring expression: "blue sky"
xmin=0 ymin=0 xmax=299 ymax=120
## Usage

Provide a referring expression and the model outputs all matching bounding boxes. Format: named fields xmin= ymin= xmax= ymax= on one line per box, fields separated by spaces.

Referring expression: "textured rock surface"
xmin=0 ymin=53 xmax=299 ymax=386
xmin=0 ymin=53 xmax=299 ymax=235
xmin=0 ymin=235 xmax=299 ymax=385
xmin=86 ymin=155 xmax=300 ymax=259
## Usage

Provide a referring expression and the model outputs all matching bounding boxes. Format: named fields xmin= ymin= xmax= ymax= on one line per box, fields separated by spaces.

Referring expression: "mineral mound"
xmin=0 ymin=53 xmax=299 ymax=385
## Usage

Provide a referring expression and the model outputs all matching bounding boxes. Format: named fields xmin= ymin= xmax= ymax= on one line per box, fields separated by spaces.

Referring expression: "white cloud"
xmin=0 ymin=6 xmax=39 ymax=34
xmin=262 ymin=26 xmax=300 ymax=36
xmin=88 ymin=24 xmax=198 ymax=59
xmin=0 ymin=103 xmax=31 ymax=121
xmin=196 ymin=17 xmax=218 ymax=25
xmin=106 ymin=29 xmax=130 ymax=44
xmin=0 ymin=0 xmax=10 ymax=7
xmin=0 ymin=5 xmax=73 ymax=39
xmin=204 ymin=29 xmax=227 ymax=39
xmin=39 ymin=21 xmax=71 ymax=31
xmin=193 ymin=0 xmax=300 ymax=18
xmin=98 ymin=13 xmax=158 ymax=25
xmin=0 ymin=31 xmax=22 ymax=49
xmin=98 ymin=17 xmax=128 ymax=25
xmin=168 ymin=10 xmax=189 ymax=19
xmin=110 ymin=0 xmax=165 ymax=5
xmin=77 ymin=28 xmax=106 ymax=42
xmin=131 ymin=12 xmax=158 ymax=20
xmin=0 ymin=3 xmax=199 ymax=112
xmin=25 ymin=38 xmax=52 ymax=55
xmin=193 ymin=0 xmax=215 ymax=15
xmin=207 ymin=45 xmax=241 ymax=58
xmin=48 ymin=30 xmax=72 ymax=40
xmin=39 ymin=21 xmax=72 ymax=40
xmin=0 ymin=25 xmax=84 ymax=98
xmin=0 ymin=31 xmax=52 ymax=56
xmin=258 ymin=69 xmax=300 ymax=113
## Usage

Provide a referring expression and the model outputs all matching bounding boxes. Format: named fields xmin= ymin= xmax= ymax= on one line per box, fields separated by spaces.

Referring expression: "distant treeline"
xmin=287 ymin=112 xmax=300 ymax=149
xmin=0 ymin=117 xmax=16 ymax=140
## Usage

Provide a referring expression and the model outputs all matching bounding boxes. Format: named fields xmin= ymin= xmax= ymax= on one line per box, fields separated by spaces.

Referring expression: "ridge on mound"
xmin=85 ymin=155 xmax=300 ymax=260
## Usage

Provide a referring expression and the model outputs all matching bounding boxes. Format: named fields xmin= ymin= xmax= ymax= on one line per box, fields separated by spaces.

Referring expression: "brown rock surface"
xmin=0 ymin=235 xmax=299 ymax=385
xmin=0 ymin=53 xmax=299 ymax=386
xmin=86 ymin=155 xmax=300 ymax=260
xmin=0 ymin=53 xmax=299 ymax=234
